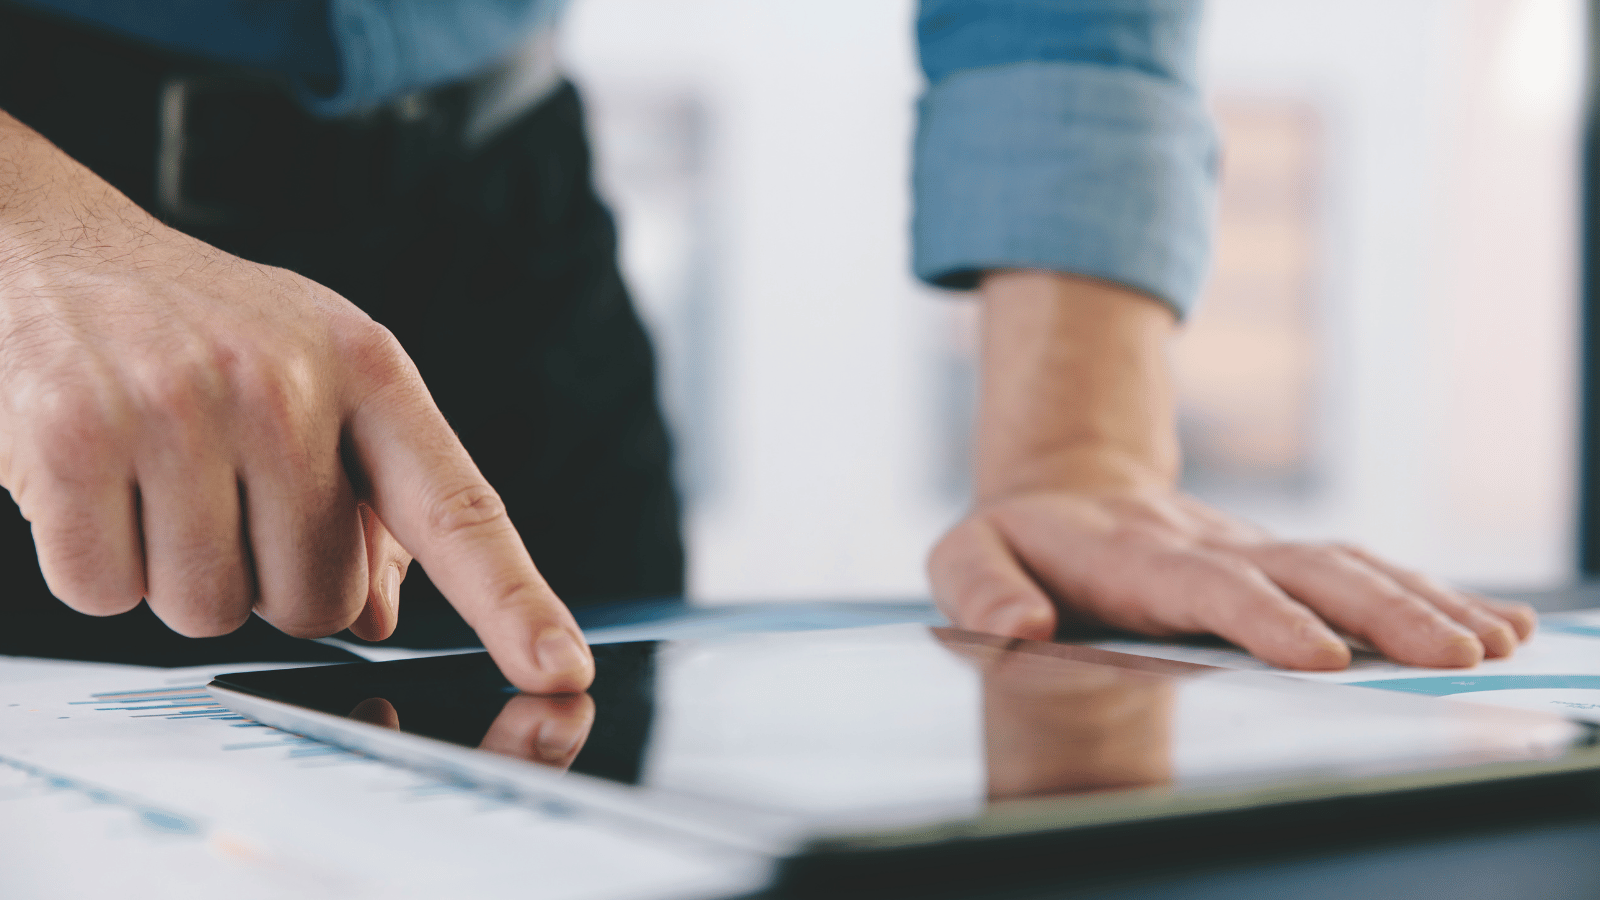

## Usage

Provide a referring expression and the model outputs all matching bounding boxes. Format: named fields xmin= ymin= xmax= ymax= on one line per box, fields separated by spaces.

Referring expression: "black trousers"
xmin=0 ymin=7 xmax=684 ymax=663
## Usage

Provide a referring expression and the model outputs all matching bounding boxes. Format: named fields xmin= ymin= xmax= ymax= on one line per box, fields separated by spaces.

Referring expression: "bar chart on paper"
xmin=0 ymin=661 xmax=766 ymax=900
xmin=1097 ymin=612 xmax=1600 ymax=723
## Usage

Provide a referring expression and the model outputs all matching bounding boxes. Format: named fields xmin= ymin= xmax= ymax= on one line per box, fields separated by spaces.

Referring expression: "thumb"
xmin=929 ymin=516 xmax=1057 ymax=641
xmin=346 ymin=503 xmax=412 ymax=642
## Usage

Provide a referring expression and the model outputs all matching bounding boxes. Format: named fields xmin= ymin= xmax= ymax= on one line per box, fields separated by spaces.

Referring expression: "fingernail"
xmin=535 ymin=719 xmax=586 ymax=763
xmin=1298 ymin=622 xmax=1351 ymax=670
xmin=1306 ymin=639 xmax=1352 ymax=670
xmin=535 ymin=629 xmax=589 ymax=678
xmin=381 ymin=564 xmax=401 ymax=616
xmin=1480 ymin=624 xmax=1517 ymax=659
xmin=1442 ymin=632 xmax=1485 ymax=667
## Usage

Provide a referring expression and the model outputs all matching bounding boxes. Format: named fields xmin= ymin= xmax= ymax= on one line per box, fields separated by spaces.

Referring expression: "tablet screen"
xmin=210 ymin=625 xmax=1597 ymax=842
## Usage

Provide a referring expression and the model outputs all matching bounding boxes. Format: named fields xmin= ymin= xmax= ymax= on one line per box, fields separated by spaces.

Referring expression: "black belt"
xmin=0 ymin=3 xmax=476 ymax=231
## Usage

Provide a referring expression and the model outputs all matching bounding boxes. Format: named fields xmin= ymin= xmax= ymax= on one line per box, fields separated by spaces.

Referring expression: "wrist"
xmin=973 ymin=269 xmax=1180 ymax=501
xmin=0 ymin=108 xmax=157 ymax=278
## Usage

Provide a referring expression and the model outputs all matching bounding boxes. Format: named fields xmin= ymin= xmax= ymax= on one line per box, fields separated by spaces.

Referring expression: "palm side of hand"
xmin=929 ymin=487 xmax=1535 ymax=670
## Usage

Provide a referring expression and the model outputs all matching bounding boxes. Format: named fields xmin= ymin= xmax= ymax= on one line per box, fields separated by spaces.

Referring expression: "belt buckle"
xmin=156 ymin=74 xmax=248 ymax=227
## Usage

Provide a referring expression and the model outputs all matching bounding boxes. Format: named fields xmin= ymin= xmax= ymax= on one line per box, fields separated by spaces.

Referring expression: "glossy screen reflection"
xmin=213 ymin=625 xmax=1591 ymax=832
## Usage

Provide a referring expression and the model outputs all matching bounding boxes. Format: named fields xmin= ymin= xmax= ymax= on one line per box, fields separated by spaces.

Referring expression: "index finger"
xmin=344 ymin=336 xmax=592 ymax=693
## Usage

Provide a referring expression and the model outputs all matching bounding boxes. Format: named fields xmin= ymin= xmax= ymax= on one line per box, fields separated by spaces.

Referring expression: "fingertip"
xmin=1477 ymin=622 xmax=1519 ymax=660
xmin=1251 ymin=617 xmax=1351 ymax=671
xmin=1270 ymin=636 xmax=1351 ymax=671
xmin=1296 ymin=616 xmax=1352 ymax=669
xmin=1300 ymin=638 xmax=1353 ymax=671
xmin=1489 ymin=600 xmax=1538 ymax=642
xmin=1422 ymin=633 xmax=1485 ymax=669
xmin=535 ymin=628 xmax=594 ymax=688
xmin=493 ymin=628 xmax=594 ymax=694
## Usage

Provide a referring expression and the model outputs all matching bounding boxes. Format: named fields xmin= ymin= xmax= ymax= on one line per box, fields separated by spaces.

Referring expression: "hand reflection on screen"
xmin=479 ymin=693 xmax=596 ymax=769
xmin=346 ymin=692 xmax=596 ymax=771
xmin=939 ymin=635 xmax=1174 ymax=800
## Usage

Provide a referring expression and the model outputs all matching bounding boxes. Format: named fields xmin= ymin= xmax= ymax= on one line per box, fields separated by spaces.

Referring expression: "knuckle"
xmin=254 ymin=584 xmax=362 ymax=637
xmin=480 ymin=578 xmax=544 ymax=619
xmin=426 ymin=481 xmax=509 ymax=537
xmin=32 ymin=525 xmax=139 ymax=615
xmin=27 ymin=387 xmax=117 ymax=473
xmin=146 ymin=555 xmax=253 ymax=635
xmin=231 ymin=350 xmax=315 ymax=426
xmin=228 ymin=355 xmax=324 ymax=464
xmin=46 ymin=572 xmax=141 ymax=617
xmin=55 ymin=592 xmax=142 ymax=618
xmin=342 ymin=319 xmax=412 ymax=385
xmin=256 ymin=586 xmax=364 ymax=639
xmin=268 ymin=610 xmax=354 ymax=640
xmin=160 ymin=606 xmax=252 ymax=639
xmin=150 ymin=585 xmax=252 ymax=638
xmin=134 ymin=354 xmax=217 ymax=422
xmin=1185 ymin=550 xmax=1260 ymax=585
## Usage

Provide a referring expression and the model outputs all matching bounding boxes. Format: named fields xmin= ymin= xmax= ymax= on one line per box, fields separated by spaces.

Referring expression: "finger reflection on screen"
xmin=938 ymin=636 xmax=1174 ymax=800
xmin=344 ymin=693 xmax=596 ymax=772
xmin=347 ymin=696 xmax=401 ymax=730
xmin=478 ymin=693 xmax=597 ymax=770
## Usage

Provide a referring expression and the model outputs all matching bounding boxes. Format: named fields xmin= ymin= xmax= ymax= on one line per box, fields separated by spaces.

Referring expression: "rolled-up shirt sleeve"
xmin=913 ymin=0 xmax=1216 ymax=317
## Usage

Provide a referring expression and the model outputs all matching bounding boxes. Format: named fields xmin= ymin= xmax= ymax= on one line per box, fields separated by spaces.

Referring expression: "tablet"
xmin=208 ymin=624 xmax=1600 ymax=884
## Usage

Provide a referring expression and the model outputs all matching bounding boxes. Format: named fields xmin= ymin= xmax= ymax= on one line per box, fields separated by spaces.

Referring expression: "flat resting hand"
xmin=927 ymin=270 xmax=1535 ymax=670
xmin=0 ymin=109 xmax=591 ymax=692
xmin=930 ymin=484 xmax=1536 ymax=670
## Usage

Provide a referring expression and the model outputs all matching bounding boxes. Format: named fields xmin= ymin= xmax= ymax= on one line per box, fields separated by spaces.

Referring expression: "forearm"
xmin=975 ymin=269 xmax=1180 ymax=500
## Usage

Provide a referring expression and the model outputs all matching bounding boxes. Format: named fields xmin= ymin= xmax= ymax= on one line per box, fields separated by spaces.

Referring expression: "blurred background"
xmin=558 ymin=0 xmax=1585 ymax=603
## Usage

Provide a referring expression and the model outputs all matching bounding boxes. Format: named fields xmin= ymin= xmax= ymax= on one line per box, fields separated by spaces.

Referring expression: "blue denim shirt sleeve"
xmin=914 ymin=0 xmax=1217 ymax=317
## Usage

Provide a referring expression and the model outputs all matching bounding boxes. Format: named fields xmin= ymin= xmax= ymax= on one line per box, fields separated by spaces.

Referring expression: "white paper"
xmin=0 ymin=654 xmax=159 ymax=685
xmin=0 ymin=660 xmax=767 ymax=900
xmin=1096 ymin=610 xmax=1600 ymax=723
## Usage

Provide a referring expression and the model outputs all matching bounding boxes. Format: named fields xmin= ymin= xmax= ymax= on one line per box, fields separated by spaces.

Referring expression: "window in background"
xmin=566 ymin=0 xmax=1583 ymax=603
xmin=1177 ymin=100 xmax=1323 ymax=499
xmin=565 ymin=0 xmax=952 ymax=602
xmin=1196 ymin=0 xmax=1581 ymax=588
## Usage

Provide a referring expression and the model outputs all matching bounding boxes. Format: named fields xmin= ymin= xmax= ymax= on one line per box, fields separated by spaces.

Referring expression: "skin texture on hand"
xmin=0 ymin=109 xmax=591 ymax=692
xmin=928 ymin=270 xmax=1536 ymax=671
